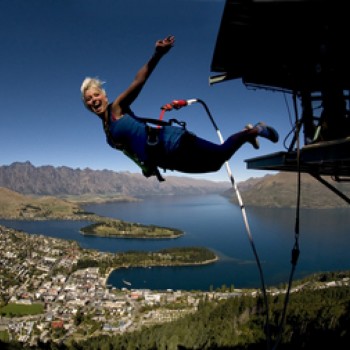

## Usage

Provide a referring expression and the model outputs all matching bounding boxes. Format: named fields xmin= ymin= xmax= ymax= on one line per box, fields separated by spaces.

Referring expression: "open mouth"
xmin=92 ymin=101 xmax=103 ymax=112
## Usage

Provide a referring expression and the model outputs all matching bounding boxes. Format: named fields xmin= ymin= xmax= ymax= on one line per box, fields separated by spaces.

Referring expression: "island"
xmin=80 ymin=218 xmax=184 ymax=239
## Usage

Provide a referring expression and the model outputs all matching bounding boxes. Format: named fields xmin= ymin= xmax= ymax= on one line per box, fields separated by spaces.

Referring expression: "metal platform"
xmin=209 ymin=0 xmax=350 ymax=93
xmin=210 ymin=0 xmax=350 ymax=202
xmin=245 ymin=137 xmax=350 ymax=178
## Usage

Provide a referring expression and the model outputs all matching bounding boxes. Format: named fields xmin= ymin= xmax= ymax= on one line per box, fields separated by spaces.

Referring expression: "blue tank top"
xmin=109 ymin=113 xmax=148 ymax=162
xmin=108 ymin=113 xmax=186 ymax=163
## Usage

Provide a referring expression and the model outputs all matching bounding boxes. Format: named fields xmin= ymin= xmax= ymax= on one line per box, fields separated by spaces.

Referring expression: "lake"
xmin=1 ymin=194 xmax=349 ymax=290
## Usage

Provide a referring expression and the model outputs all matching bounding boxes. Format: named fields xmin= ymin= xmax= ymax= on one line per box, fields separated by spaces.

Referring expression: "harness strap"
xmin=158 ymin=109 xmax=166 ymax=125
xmin=132 ymin=115 xmax=186 ymax=128
xmin=123 ymin=148 xmax=165 ymax=182
xmin=102 ymin=108 xmax=187 ymax=182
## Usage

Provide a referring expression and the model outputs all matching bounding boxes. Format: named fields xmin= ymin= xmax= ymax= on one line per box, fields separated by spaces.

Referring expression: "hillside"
xmin=0 ymin=187 xmax=84 ymax=219
xmin=230 ymin=172 xmax=350 ymax=208
xmin=0 ymin=162 xmax=230 ymax=198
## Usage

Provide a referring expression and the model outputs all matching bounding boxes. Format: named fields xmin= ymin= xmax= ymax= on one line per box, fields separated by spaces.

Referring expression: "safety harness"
xmin=102 ymin=104 xmax=187 ymax=182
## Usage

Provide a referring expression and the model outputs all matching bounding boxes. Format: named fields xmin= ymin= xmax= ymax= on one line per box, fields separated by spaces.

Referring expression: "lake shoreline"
xmin=103 ymin=256 xmax=220 ymax=288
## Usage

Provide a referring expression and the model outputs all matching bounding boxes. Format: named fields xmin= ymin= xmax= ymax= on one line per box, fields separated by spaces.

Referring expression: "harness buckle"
xmin=146 ymin=126 xmax=160 ymax=146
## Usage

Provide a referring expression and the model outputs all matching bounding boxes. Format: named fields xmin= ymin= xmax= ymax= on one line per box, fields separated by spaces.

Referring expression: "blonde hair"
xmin=80 ymin=77 xmax=106 ymax=103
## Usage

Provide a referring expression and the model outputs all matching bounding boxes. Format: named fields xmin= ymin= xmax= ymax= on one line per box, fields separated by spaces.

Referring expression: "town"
xmin=0 ymin=225 xmax=244 ymax=347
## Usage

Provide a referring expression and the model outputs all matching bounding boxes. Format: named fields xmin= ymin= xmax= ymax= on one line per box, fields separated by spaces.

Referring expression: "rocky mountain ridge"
xmin=0 ymin=161 xmax=229 ymax=197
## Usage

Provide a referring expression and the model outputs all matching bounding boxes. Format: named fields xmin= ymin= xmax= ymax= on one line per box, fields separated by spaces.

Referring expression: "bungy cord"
xmin=160 ymin=98 xmax=272 ymax=349
xmin=195 ymin=98 xmax=272 ymax=349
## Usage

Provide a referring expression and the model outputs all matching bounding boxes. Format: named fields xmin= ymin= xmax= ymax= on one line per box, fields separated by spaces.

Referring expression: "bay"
xmin=1 ymin=194 xmax=350 ymax=290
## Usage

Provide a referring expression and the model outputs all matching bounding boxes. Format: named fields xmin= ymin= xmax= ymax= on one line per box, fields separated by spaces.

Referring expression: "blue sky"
xmin=1 ymin=0 xmax=296 ymax=182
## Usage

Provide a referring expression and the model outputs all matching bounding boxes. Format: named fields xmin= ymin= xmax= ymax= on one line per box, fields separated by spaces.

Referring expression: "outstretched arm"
xmin=111 ymin=35 xmax=175 ymax=117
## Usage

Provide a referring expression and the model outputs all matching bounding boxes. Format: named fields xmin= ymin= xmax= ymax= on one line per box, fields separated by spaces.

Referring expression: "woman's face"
xmin=84 ymin=87 xmax=108 ymax=116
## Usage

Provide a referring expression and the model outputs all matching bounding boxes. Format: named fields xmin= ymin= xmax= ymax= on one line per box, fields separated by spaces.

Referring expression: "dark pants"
xmin=156 ymin=130 xmax=251 ymax=173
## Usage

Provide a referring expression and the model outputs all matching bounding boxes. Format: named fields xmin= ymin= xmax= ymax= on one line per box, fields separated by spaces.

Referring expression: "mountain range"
xmin=1 ymin=161 xmax=350 ymax=208
xmin=0 ymin=162 xmax=229 ymax=198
